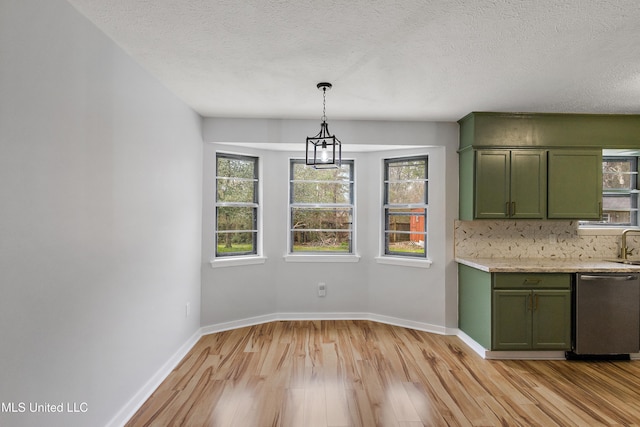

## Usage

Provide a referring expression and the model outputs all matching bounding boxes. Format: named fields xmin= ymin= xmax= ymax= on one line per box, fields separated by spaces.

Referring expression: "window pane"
xmin=386 ymin=208 xmax=426 ymax=232
xmin=602 ymin=211 xmax=632 ymax=225
xmin=603 ymin=160 xmax=633 ymax=190
xmin=387 ymin=182 xmax=426 ymax=204
xmin=217 ymin=178 xmax=255 ymax=203
xmin=387 ymin=159 xmax=427 ymax=180
xmin=385 ymin=232 xmax=426 ymax=256
xmin=601 ymin=194 xmax=637 ymax=225
xmin=217 ymin=157 xmax=256 ymax=179
xmin=292 ymin=207 xmax=352 ymax=230
xmin=293 ymin=162 xmax=352 ymax=181
xmin=603 ymin=194 xmax=634 ymax=211
xmin=217 ymin=206 xmax=256 ymax=231
xmin=603 ymin=173 xmax=633 ymax=190
xmin=216 ymin=232 xmax=256 ymax=255
xmin=292 ymin=231 xmax=351 ymax=252
xmin=292 ymin=182 xmax=351 ymax=204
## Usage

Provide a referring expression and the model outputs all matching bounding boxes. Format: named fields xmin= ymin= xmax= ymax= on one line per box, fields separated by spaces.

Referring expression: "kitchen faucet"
xmin=620 ymin=229 xmax=640 ymax=259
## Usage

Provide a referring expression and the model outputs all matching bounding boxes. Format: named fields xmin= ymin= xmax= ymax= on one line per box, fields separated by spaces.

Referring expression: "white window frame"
xmin=211 ymin=152 xmax=265 ymax=267
xmin=381 ymin=155 xmax=429 ymax=260
xmin=285 ymin=158 xmax=359 ymax=262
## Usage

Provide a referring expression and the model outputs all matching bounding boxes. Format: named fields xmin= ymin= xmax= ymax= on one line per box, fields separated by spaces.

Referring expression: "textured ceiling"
xmin=66 ymin=0 xmax=640 ymax=121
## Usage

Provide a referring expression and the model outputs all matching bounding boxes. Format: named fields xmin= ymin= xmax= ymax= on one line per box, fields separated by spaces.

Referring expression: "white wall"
xmin=201 ymin=118 xmax=459 ymax=331
xmin=0 ymin=1 xmax=202 ymax=426
xmin=201 ymin=145 xmax=279 ymax=325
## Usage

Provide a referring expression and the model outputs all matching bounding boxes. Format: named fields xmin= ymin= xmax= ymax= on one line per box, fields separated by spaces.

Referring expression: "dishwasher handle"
xmin=580 ymin=275 xmax=638 ymax=281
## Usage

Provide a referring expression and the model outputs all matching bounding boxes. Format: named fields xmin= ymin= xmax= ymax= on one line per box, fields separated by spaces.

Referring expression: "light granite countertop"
xmin=455 ymin=257 xmax=640 ymax=273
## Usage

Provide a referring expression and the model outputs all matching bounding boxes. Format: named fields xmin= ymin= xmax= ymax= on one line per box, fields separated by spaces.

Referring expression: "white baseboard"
xmin=456 ymin=330 xmax=566 ymax=360
xmin=200 ymin=313 xmax=279 ymax=335
xmin=456 ymin=329 xmax=489 ymax=358
xmin=105 ymin=328 xmax=202 ymax=427
xmin=274 ymin=312 xmax=370 ymax=321
xmin=367 ymin=313 xmax=451 ymax=335
xmin=200 ymin=312 xmax=454 ymax=337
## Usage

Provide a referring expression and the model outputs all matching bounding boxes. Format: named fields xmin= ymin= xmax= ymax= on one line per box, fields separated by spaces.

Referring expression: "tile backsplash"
xmin=454 ymin=220 xmax=636 ymax=259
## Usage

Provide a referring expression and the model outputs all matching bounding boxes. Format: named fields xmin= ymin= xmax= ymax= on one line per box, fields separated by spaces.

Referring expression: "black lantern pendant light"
xmin=306 ymin=82 xmax=342 ymax=169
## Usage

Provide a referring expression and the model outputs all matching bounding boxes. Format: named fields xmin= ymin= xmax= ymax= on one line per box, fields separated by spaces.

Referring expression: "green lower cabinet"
xmin=492 ymin=289 xmax=571 ymax=351
xmin=532 ymin=290 xmax=572 ymax=350
xmin=458 ymin=267 xmax=573 ymax=352
xmin=492 ymin=290 xmax=532 ymax=350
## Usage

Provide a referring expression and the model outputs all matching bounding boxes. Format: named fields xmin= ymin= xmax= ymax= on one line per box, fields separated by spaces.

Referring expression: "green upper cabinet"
xmin=475 ymin=149 xmax=546 ymax=219
xmin=547 ymin=149 xmax=602 ymax=219
xmin=458 ymin=112 xmax=631 ymax=221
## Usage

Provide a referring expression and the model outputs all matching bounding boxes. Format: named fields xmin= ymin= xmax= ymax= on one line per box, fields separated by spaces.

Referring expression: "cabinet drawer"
xmin=493 ymin=273 xmax=571 ymax=289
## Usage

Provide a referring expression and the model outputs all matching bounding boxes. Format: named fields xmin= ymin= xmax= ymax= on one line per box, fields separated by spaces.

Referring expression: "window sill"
xmin=284 ymin=254 xmax=361 ymax=263
xmin=374 ymin=256 xmax=432 ymax=268
xmin=210 ymin=256 xmax=267 ymax=268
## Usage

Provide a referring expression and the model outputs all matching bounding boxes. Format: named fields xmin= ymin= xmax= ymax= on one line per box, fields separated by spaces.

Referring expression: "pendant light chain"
xmin=321 ymin=87 xmax=327 ymax=122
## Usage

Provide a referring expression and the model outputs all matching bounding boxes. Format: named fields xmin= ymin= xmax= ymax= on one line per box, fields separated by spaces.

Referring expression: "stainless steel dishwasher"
xmin=572 ymin=273 xmax=640 ymax=356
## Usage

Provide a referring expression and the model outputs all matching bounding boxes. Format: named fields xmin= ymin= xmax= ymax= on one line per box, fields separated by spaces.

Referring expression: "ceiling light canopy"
xmin=306 ymin=82 xmax=341 ymax=169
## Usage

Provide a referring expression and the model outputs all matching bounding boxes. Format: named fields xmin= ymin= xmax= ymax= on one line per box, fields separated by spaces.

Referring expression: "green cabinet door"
xmin=492 ymin=290 xmax=532 ymax=350
xmin=475 ymin=150 xmax=510 ymax=218
xmin=548 ymin=149 xmax=602 ymax=219
xmin=475 ymin=150 xmax=546 ymax=219
xmin=532 ymin=290 xmax=571 ymax=349
xmin=510 ymin=150 xmax=546 ymax=218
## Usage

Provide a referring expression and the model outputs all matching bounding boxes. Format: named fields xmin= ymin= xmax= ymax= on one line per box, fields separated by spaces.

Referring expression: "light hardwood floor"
xmin=126 ymin=320 xmax=640 ymax=426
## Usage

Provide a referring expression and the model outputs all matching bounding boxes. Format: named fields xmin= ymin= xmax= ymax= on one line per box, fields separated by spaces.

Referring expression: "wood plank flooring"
xmin=126 ymin=320 xmax=640 ymax=426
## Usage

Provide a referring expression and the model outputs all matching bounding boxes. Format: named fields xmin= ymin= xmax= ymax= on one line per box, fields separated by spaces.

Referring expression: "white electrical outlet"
xmin=186 ymin=302 xmax=191 ymax=317
xmin=318 ymin=282 xmax=326 ymax=297
xmin=549 ymin=234 xmax=557 ymax=244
